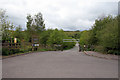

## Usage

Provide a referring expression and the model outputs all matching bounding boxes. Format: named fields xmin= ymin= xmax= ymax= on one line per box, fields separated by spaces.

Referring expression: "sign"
xmin=14 ymin=38 xmax=17 ymax=43
xmin=32 ymin=37 xmax=39 ymax=43
xmin=32 ymin=44 xmax=39 ymax=47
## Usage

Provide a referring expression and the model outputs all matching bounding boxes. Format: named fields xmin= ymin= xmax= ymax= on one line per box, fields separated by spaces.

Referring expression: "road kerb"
xmin=83 ymin=51 xmax=118 ymax=60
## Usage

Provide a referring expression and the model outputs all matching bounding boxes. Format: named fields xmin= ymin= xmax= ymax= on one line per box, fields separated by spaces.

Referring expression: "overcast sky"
xmin=0 ymin=0 xmax=119 ymax=31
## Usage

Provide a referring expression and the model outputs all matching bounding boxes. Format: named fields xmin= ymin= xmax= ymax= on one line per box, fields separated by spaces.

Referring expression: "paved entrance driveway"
xmin=2 ymin=46 xmax=118 ymax=78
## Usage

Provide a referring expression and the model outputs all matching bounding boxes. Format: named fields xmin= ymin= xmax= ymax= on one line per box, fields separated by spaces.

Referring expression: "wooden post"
xmin=32 ymin=37 xmax=34 ymax=51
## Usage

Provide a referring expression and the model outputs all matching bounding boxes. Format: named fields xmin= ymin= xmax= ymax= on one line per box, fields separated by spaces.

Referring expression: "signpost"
xmin=32 ymin=35 xmax=39 ymax=51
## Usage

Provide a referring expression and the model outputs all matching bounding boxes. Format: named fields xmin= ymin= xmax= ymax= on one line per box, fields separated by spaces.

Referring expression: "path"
xmin=2 ymin=45 xmax=118 ymax=78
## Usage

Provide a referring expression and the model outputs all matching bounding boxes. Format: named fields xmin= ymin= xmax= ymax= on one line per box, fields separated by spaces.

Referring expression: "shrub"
xmin=94 ymin=45 xmax=105 ymax=53
xmin=108 ymin=50 xmax=120 ymax=55
xmin=2 ymin=48 xmax=9 ymax=56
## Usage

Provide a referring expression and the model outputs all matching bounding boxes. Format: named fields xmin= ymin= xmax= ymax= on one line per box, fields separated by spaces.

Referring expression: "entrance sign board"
xmin=31 ymin=35 xmax=39 ymax=51
xmin=32 ymin=44 xmax=39 ymax=47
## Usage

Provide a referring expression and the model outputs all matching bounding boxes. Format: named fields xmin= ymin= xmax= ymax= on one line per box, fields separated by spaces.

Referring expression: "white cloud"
xmin=0 ymin=0 xmax=118 ymax=31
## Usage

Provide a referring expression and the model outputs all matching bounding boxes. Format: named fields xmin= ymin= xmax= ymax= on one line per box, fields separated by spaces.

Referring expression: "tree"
xmin=26 ymin=14 xmax=33 ymax=32
xmin=46 ymin=29 xmax=75 ymax=49
xmin=39 ymin=29 xmax=54 ymax=45
xmin=79 ymin=30 xmax=90 ymax=45
xmin=0 ymin=9 xmax=14 ymax=43
xmin=26 ymin=12 xmax=45 ymax=43
xmin=34 ymin=12 xmax=45 ymax=32
xmin=47 ymin=29 xmax=65 ymax=45
xmin=26 ymin=12 xmax=45 ymax=33
xmin=86 ymin=15 xmax=119 ymax=54
xmin=89 ymin=15 xmax=113 ymax=45
xmin=99 ymin=16 xmax=118 ymax=53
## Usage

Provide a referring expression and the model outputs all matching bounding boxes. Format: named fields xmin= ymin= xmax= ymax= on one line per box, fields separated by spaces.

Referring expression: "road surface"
xmin=2 ymin=44 xmax=118 ymax=78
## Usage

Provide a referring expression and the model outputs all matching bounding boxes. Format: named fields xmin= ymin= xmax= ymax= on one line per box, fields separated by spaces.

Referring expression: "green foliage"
xmin=63 ymin=37 xmax=75 ymax=50
xmin=26 ymin=12 xmax=45 ymax=33
xmin=79 ymin=15 xmax=119 ymax=55
xmin=79 ymin=30 xmax=90 ymax=45
xmin=94 ymin=45 xmax=106 ymax=53
xmin=13 ymin=25 xmax=23 ymax=43
xmin=47 ymin=29 xmax=65 ymax=45
xmin=26 ymin=12 xmax=46 ymax=43
xmin=46 ymin=29 xmax=75 ymax=50
xmin=39 ymin=29 xmax=54 ymax=45
xmin=1 ymin=10 xmax=76 ymax=56
xmin=2 ymin=48 xmax=9 ymax=55
xmin=2 ymin=48 xmax=20 ymax=56
xmin=99 ymin=17 xmax=118 ymax=50
xmin=0 ymin=9 xmax=15 ymax=42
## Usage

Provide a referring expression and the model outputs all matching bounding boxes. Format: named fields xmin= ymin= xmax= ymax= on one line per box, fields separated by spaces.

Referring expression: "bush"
xmin=19 ymin=49 xmax=25 ymax=53
xmin=28 ymin=48 xmax=32 ymax=51
xmin=8 ymin=49 xmax=20 ymax=54
xmin=108 ymin=50 xmax=120 ymax=55
xmin=94 ymin=45 xmax=105 ymax=53
xmin=78 ymin=15 xmax=119 ymax=55
xmin=2 ymin=48 xmax=9 ymax=56
xmin=2 ymin=48 xmax=23 ymax=56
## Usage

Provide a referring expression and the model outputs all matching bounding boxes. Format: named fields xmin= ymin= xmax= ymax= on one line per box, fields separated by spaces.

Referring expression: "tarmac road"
xmin=2 ymin=45 xmax=118 ymax=78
